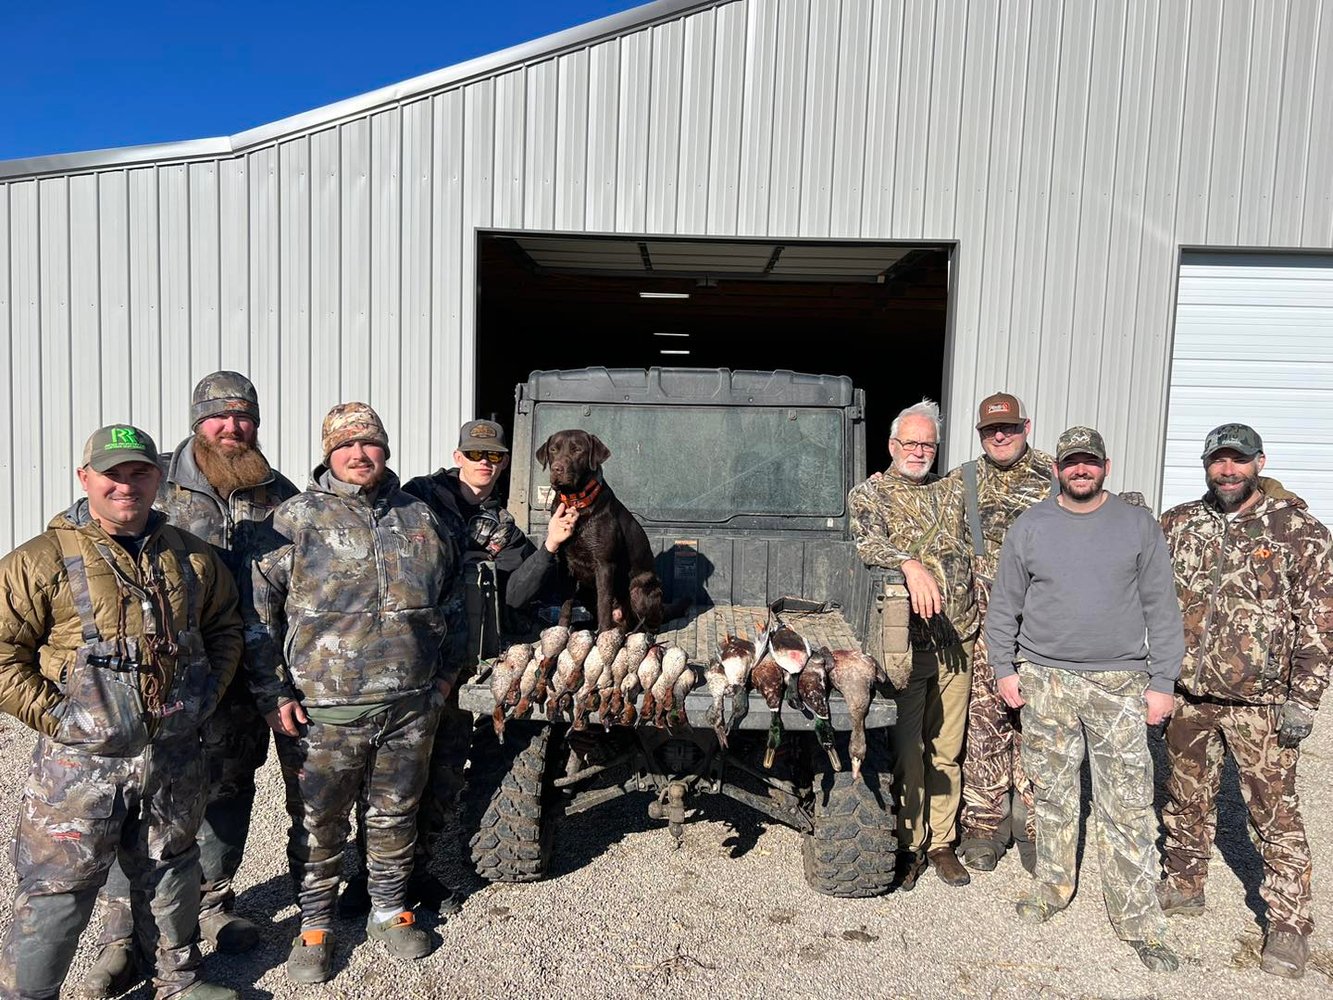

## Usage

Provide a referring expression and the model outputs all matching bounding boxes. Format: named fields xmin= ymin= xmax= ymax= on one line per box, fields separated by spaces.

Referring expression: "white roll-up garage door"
xmin=1162 ymin=252 xmax=1333 ymax=522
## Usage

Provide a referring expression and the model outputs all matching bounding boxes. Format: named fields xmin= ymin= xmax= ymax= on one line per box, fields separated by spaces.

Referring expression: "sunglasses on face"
xmin=981 ymin=422 xmax=1027 ymax=439
xmin=462 ymin=450 xmax=505 ymax=463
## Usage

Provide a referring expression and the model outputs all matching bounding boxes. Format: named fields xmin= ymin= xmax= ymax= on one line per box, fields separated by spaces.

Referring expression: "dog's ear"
xmin=535 ymin=437 xmax=551 ymax=469
xmin=588 ymin=434 xmax=611 ymax=469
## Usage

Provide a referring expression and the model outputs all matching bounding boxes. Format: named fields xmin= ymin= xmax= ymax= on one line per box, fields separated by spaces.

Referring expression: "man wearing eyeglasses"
xmin=946 ymin=392 xmax=1055 ymax=875
xmin=850 ymin=400 xmax=977 ymax=890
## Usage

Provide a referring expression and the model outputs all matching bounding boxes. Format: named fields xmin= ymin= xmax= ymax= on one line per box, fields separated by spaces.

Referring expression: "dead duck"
xmin=798 ymin=649 xmax=841 ymax=770
xmin=668 ymin=664 xmax=697 ymax=731
xmin=703 ymin=660 xmax=730 ymax=746
xmin=825 ymin=647 xmax=889 ymax=782
xmin=604 ymin=632 xmax=651 ymax=721
xmin=546 ymin=629 xmax=594 ymax=720
xmin=573 ymin=629 xmax=625 ymax=730
xmin=719 ymin=630 xmax=761 ymax=735
xmin=652 ymin=646 xmax=688 ymax=728
xmin=750 ymin=645 xmax=786 ymax=768
xmin=768 ymin=623 xmax=811 ymax=711
xmin=635 ymin=643 xmax=665 ymax=723
xmin=533 ymin=624 xmax=571 ymax=704
xmin=490 ymin=643 xmax=534 ymax=741
xmin=513 ymin=654 xmax=544 ymax=718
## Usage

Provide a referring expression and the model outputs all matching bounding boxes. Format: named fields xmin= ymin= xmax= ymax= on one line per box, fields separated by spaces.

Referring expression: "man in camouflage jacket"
xmin=1158 ymin=423 xmax=1333 ymax=980
xmin=0 ymin=425 xmax=242 ymax=1000
xmin=246 ymin=402 xmax=459 ymax=984
xmin=945 ymin=392 xmax=1054 ymax=872
xmin=86 ymin=372 xmax=298 ymax=997
xmin=849 ymin=399 xmax=976 ymax=890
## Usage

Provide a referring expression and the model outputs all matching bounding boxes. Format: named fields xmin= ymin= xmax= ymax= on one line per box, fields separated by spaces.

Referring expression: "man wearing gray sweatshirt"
xmin=985 ymin=426 xmax=1185 ymax=974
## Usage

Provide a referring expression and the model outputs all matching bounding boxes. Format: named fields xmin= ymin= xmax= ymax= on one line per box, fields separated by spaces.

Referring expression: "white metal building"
xmin=1 ymin=0 xmax=1331 ymax=550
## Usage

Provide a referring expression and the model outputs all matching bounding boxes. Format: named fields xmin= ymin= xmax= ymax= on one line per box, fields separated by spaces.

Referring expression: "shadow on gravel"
xmin=1149 ymin=727 xmax=1267 ymax=926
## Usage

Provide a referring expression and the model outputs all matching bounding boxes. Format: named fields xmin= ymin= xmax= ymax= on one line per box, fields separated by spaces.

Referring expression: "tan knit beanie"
xmin=321 ymin=402 xmax=390 ymax=462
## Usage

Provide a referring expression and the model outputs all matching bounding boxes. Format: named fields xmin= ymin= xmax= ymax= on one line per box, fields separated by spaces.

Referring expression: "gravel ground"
xmin=0 ymin=716 xmax=1329 ymax=1000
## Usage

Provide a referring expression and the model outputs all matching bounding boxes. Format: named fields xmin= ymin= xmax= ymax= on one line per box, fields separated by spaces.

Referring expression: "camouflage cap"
xmin=457 ymin=419 xmax=509 ymax=453
xmin=321 ymin=402 xmax=389 ymax=461
xmin=1201 ymin=423 xmax=1263 ymax=463
xmin=976 ymin=392 xmax=1028 ymax=429
xmin=1055 ymin=425 xmax=1108 ymax=462
xmin=191 ymin=370 xmax=260 ymax=429
xmin=82 ymin=424 xmax=160 ymax=473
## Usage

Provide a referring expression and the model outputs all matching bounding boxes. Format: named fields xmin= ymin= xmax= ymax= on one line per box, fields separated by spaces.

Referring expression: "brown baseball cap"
xmin=458 ymin=419 xmax=509 ymax=453
xmin=976 ymin=392 xmax=1028 ymax=429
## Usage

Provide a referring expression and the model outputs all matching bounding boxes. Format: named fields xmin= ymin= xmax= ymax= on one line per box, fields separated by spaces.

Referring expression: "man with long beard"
xmin=84 ymin=372 xmax=298 ymax=997
xmin=1158 ymin=424 xmax=1333 ymax=979
xmin=987 ymin=426 xmax=1183 ymax=972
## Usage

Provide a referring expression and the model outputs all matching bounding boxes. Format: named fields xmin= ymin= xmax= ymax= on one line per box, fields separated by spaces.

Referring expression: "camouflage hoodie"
xmin=944 ymin=445 xmax=1056 ymax=582
xmin=1160 ymin=477 xmax=1333 ymax=710
xmin=0 ymin=502 xmax=242 ymax=736
xmin=245 ymin=467 xmax=460 ymax=712
xmin=849 ymin=468 xmax=977 ymax=650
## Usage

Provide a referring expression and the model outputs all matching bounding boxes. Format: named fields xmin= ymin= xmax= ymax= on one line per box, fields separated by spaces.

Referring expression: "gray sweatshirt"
xmin=985 ymin=493 xmax=1184 ymax=693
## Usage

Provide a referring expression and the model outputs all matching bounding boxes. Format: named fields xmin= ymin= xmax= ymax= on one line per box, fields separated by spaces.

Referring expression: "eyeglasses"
xmin=891 ymin=438 xmax=938 ymax=454
xmin=980 ymin=422 xmax=1026 ymax=439
xmin=462 ymin=450 xmax=505 ymax=463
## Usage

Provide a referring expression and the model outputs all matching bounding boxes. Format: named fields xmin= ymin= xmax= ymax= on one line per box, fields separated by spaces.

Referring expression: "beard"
xmin=1058 ymin=468 xmax=1106 ymax=501
xmin=1207 ymin=471 xmax=1260 ymax=513
xmin=193 ymin=433 xmax=272 ymax=498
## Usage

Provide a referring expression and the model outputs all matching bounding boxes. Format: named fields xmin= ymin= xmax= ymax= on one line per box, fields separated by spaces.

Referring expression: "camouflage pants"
xmin=0 ymin=736 xmax=208 ymax=1000
xmin=276 ymin=692 xmax=441 ymax=930
xmin=890 ymin=641 xmax=973 ymax=852
xmin=960 ymin=580 xmax=1036 ymax=849
xmin=100 ymin=682 xmax=270 ymax=944
xmin=1019 ymin=664 xmax=1167 ymax=942
xmin=1162 ymin=698 xmax=1313 ymax=935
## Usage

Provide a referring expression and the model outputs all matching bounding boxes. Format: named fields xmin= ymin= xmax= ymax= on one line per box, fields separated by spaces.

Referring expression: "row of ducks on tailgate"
xmin=488 ymin=622 xmax=887 ymax=782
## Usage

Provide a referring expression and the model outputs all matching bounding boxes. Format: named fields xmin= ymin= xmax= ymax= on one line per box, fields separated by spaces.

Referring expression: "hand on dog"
xmin=544 ymin=502 xmax=579 ymax=553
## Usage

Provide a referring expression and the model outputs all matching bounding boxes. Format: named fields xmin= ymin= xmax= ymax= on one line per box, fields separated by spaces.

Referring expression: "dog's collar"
xmin=557 ymin=479 xmax=603 ymax=511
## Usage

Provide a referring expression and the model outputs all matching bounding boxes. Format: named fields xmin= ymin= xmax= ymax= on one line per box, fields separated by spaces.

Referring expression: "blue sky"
xmin=0 ymin=0 xmax=645 ymax=162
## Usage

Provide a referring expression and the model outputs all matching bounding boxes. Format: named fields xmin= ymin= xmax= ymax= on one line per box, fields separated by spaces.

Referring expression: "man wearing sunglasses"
xmin=946 ymin=392 xmax=1056 ymax=875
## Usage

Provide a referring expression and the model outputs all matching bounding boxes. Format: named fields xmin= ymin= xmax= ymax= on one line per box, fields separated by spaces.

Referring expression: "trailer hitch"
xmin=647 ymin=780 xmax=690 ymax=848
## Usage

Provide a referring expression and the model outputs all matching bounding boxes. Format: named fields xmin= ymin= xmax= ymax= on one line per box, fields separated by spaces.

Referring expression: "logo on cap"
xmin=472 ymin=424 xmax=497 ymax=439
xmin=106 ymin=427 xmax=142 ymax=450
xmin=986 ymin=403 xmax=1009 ymax=414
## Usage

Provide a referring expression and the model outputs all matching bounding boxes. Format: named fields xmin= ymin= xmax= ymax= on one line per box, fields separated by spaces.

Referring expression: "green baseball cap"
xmin=81 ymin=425 xmax=160 ymax=473
xmin=1055 ymin=426 xmax=1108 ymax=462
xmin=1201 ymin=423 xmax=1263 ymax=462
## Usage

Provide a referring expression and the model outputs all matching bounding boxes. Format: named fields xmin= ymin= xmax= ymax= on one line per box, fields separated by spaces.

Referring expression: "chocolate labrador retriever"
xmin=535 ymin=429 xmax=668 ymax=632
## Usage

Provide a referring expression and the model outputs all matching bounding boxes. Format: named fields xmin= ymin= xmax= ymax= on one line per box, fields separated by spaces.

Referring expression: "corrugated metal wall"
xmin=1 ymin=0 xmax=1332 ymax=549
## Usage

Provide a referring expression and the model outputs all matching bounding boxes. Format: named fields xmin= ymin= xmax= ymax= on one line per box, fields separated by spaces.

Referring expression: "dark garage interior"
xmin=475 ymin=233 xmax=951 ymax=480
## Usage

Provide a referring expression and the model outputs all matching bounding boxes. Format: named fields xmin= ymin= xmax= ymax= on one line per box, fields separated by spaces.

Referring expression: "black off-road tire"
xmin=801 ymin=730 xmax=896 ymax=898
xmin=462 ymin=718 xmax=557 ymax=883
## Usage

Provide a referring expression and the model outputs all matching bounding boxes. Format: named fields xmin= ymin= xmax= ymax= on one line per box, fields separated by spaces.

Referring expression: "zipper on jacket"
xmin=1196 ymin=508 xmax=1229 ymax=694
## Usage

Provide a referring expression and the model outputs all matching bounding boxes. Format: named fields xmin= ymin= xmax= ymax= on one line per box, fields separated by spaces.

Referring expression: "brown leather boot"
xmin=928 ymin=848 xmax=972 ymax=887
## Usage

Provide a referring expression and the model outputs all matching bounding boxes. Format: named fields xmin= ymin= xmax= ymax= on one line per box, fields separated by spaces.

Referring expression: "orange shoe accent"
xmin=388 ymin=911 xmax=415 ymax=928
xmin=300 ymin=930 xmax=331 ymax=946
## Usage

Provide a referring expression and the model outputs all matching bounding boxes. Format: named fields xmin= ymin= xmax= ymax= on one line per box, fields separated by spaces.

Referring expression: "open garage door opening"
xmin=475 ymin=232 xmax=952 ymax=480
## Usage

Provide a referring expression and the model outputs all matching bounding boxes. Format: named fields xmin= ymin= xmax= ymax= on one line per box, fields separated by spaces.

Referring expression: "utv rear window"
xmin=531 ymin=403 xmax=844 ymax=522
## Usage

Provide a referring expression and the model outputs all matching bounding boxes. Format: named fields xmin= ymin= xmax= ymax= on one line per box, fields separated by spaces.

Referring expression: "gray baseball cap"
xmin=1055 ymin=426 xmax=1107 ymax=462
xmin=458 ymin=419 xmax=509 ymax=453
xmin=1201 ymin=423 xmax=1263 ymax=462
xmin=82 ymin=425 xmax=160 ymax=473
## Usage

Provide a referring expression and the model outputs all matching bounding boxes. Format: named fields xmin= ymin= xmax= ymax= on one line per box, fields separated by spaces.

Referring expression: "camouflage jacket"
xmin=246 ymin=468 xmax=460 ymax=713
xmin=1160 ymin=478 xmax=1333 ymax=710
xmin=944 ymin=446 xmax=1056 ymax=581
xmin=156 ymin=437 xmax=299 ymax=582
xmin=0 ymin=503 xmax=242 ymax=735
xmin=849 ymin=468 xmax=977 ymax=650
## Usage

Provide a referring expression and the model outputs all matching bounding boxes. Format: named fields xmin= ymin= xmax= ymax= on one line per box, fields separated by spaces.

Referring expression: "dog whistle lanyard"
xmin=556 ymin=479 xmax=603 ymax=511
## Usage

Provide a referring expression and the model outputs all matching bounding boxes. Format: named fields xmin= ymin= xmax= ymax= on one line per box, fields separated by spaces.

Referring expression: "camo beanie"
xmin=191 ymin=370 xmax=261 ymax=429
xmin=321 ymin=402 xmax=390 ymax=462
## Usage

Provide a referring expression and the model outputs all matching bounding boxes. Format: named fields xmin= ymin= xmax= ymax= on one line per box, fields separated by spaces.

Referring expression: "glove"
xmin=1277 ymin=702 xmax=1315 ymax=749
